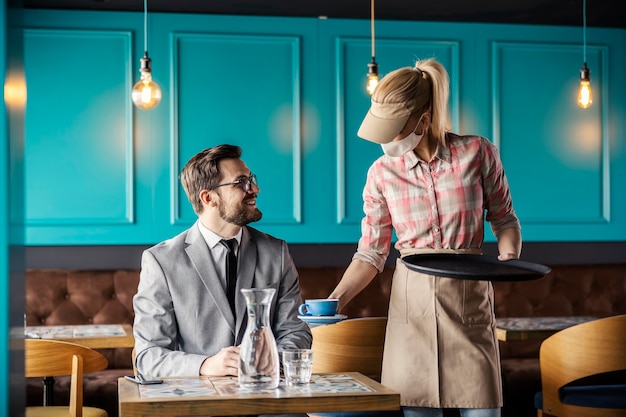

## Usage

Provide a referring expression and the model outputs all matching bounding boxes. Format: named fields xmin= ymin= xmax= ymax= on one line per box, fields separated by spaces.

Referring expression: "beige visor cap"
xmin=357 ymin=100 xmax=412 ymax=144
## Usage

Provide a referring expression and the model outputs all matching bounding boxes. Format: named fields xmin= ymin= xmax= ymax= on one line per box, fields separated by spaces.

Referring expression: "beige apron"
xmin=381 ymin=248 xmax=502 ymax=409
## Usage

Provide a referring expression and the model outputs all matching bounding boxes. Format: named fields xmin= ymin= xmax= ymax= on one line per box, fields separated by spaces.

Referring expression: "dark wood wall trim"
xmin=25 ymin=242 xmax=626 ymax=270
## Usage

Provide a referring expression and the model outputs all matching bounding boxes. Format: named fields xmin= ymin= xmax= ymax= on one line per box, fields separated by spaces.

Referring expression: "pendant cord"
xmin=370 ymin=0 xmax=375 ymax=58
xmin=143 ymin=0 xmax=148 ymax=53
xmin=582 ymin=0 xmax=587 ymax=63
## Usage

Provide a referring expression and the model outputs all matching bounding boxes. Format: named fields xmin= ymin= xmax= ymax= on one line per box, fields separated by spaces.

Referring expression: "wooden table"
xmin=118 ymin=372 xmax=400 ymax=417
xmin=496 ymin=316 xmax=597 ymax=342
xmin=23 ymin=323 xmax=134 ymax=405
xmin=25 ymin=323 xmax=135 ymax=348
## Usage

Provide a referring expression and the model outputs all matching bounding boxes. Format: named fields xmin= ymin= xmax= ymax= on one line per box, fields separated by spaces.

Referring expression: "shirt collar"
xmin=197 ymin=221 xmax=242 ymax=250
xmin=403 ymin=139 xmax=451 ymax=169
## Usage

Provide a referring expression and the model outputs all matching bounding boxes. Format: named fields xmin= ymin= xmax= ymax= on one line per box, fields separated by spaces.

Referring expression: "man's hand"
xmin=253 ymin=327 xmax=277 ymax=375
xmin=200 ymin=345 xmax=240 ymax=376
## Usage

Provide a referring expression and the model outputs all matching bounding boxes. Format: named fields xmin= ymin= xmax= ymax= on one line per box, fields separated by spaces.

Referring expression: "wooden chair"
xmin=311 ymin=317 xmax=387 ymax=381
xmin=537 ymin=314 xmax=626 ymax=417
xmin=25 ymin=339 xmax=109 ymax=417
xmin=309 ymin=317 xmax=401 ymax=417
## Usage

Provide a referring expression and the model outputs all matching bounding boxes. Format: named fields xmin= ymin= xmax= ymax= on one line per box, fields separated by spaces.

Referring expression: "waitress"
xmin=328 ymin=58 xmax=521 ymax=417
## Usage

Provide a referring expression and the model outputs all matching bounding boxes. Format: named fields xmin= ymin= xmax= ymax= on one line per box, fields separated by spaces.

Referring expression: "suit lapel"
xmin=185 ymin=222 xmax=236 ymax=332
xmin=235 ymin=227 xmax=257 ymax=339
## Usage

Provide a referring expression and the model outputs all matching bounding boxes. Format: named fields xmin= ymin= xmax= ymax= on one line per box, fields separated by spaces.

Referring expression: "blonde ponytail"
xmin=414 ymin=58 xmax=450 ymax=146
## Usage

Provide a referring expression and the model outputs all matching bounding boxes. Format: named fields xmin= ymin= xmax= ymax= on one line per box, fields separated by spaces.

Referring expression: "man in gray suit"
xmin=133 ymin=144 xmax=312 ymax=379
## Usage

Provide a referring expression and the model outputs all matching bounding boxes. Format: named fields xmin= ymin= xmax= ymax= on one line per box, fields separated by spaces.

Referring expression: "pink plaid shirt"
xmin=354 ymin=132 xmax=520 ymax=271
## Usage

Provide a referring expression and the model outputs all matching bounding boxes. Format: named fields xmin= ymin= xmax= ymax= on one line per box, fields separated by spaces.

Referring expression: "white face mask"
xmin=381 ymin=115 xmax=426 ymax=157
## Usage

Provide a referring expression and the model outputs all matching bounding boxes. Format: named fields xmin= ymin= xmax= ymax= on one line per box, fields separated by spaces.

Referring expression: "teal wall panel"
xmin=1 ymin=3 xmax=10 ymax=412
xmin=144 ymin=13 xmax=322 ymax=243
xmin=20 ymin=10 xmax=626 ymax=245
xmin=24 ymin=29 xmax=134 ymax=225
xmin=316 ymin=18 xmax=468 ymax=243
xmin=170 ymin=32 xmax=302 ymax=228
xmin=337 ymin=36 xmax=461 ymax=227
xmin=491 ymin=36 xmax=625 ymax=241
xmin=22 ymin=11 xmax=158 ymax=244
xmin=3 ymin=2 xmax=27 ymax=413
xmin=494 ymin=42 xmax=605 ymax=222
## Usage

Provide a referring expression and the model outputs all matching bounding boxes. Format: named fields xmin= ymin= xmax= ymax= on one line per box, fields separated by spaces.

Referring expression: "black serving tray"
xmin=401 ymin=253 xmax=551 ymax=281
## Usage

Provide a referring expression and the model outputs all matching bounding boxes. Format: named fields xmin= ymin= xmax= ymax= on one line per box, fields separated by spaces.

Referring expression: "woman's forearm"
xmin=495 ymin=227 xmax=522 ymax=260
xmin=328 ymin=259 xmax=379 ymax=312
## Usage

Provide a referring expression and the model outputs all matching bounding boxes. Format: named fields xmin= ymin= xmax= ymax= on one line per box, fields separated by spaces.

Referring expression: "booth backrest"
xmin=25 ymin=264 xmax=626 ymax=364
xmin=25 ymin=269 xmax=138 ymax=369
xmin=24 ymin=264 xmax=626 ymax=417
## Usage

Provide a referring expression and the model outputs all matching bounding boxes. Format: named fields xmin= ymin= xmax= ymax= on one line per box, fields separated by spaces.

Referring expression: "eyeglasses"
xmin=213 ymin=174 xmax=258 ymax=193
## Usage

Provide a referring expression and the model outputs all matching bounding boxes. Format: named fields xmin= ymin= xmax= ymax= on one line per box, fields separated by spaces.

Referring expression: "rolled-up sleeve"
xmin=353 ymin=163 xmax=394 ymax=272
xmin=481 ymin=139 xmax=521 ymax=235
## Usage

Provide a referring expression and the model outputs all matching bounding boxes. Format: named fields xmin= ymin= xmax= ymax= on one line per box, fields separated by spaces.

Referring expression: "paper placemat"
xmin=25 ymin=324 xmax=127 ymax=339
xmin=138 ymin=374 xmax=373 ymax=399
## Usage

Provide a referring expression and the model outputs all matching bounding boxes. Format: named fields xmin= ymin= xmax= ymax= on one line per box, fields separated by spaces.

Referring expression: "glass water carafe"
xmin=238 ymin=288 xmax=280 ymax=389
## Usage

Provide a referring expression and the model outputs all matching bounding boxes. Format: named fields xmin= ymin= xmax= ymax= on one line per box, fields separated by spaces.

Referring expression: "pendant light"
xmin=577 ymin=0 xmax=592 ymax=109
xmin=366 ymin=0 xmax=379 ymax=95
xmin=132 ymin=0 xmax=162 ymax=110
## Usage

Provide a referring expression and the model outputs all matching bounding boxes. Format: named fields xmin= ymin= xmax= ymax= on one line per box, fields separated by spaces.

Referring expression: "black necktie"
xmin=220 ymin=238 xmax=238 ymax=313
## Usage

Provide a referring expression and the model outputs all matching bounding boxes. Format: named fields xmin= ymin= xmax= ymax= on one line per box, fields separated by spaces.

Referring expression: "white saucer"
xmin=298 ymin=314 xmax=347 ymax=325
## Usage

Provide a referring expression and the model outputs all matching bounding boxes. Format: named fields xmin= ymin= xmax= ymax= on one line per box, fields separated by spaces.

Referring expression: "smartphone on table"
xmin=124 ymin=374 xmax=163 ymax=385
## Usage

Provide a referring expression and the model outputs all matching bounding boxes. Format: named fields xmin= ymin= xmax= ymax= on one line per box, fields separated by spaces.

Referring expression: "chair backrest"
xmin=132 ymin=347 xmax=138 ymax=376
xmin=539 ymin=314 xmax=626 ymax=417
xmin=310 ymin=317 xmax=387 ymax=380
xmin=25 ymin=339 xmax=108 ymax=417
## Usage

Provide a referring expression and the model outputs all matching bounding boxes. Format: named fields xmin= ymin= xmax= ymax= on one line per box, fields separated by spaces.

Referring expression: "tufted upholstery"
xmin=492 ymin=264 xmax=626 ymax=416
xmin=25 ymin=269 xmax=138 ymax=368
xmin=24 ymin=264 xmax=626 ymax=417
xmin=26 ymin=269 xmax=136 ymax=324
xmin=25 ymin=270 xmax=139 ymax=417
xmin=494 ymin=265 xmax=626 ymax=319
xmin=494 ymin=265 xmax=626 ymax=361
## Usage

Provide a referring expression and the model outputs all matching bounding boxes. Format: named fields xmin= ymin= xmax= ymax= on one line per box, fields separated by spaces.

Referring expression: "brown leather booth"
xmin=25 ymin=264 xmax=626 ymax=417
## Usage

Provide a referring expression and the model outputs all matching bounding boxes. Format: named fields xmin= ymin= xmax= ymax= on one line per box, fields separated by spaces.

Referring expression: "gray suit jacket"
xmin=133 ymin=221 xmax=312 ymax=377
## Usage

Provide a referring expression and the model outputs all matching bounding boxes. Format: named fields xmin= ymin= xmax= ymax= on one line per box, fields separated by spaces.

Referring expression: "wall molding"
xmin=25 ymin=242 xmax=626 ymax=270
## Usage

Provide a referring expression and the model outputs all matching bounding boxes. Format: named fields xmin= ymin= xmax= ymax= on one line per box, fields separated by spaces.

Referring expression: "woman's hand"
xmin=328 ymin=259 xmax=378 ymax=313
xmin=498 ymin=252 xmax=519 ymax=261
xmin=495 ymin=227 xmax=522 ymax=261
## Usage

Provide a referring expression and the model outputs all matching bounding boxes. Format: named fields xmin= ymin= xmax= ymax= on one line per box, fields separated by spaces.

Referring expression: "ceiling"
xmin=22 ymin=0 xmax=626 ymax=29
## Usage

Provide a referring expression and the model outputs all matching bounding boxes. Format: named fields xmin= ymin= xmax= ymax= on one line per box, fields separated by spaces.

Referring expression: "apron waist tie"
xmin=398 ymin=247 xmax=482 ymax=258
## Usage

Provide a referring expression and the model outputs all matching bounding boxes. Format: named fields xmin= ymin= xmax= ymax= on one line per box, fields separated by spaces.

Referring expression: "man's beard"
xmin=218 ymin=197 xmax=262 ymax=226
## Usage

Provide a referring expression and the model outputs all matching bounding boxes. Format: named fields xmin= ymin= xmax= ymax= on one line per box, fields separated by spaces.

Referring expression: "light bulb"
xmin=367 ymin=59 xmax=379 ymax=95
xmin=577 ymin=62 xmax=592 ymax=109
xmin=132 ymin=73 xmax=161 ymax=110
xmin=132 ymin=53 xmax=162 ymax=110
xmin=367 ymin=73 xmax=379 ymax=95
xmin=578 ymin=81 xmax=592 ymax=108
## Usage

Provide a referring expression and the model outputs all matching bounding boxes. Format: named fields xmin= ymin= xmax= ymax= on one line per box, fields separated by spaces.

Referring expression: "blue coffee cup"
xmin=298 ymin=299 xmax=339 ymax=316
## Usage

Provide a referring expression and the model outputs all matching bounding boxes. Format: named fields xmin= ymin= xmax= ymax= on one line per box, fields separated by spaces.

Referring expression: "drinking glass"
xmin=282 ymin=349 xmax=313 ymax=387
